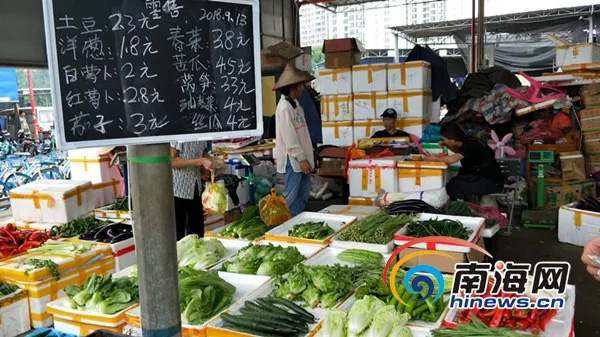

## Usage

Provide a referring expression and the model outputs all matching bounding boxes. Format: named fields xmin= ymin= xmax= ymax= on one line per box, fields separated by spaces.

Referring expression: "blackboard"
xmin=42 ymin=0 xmax=262 ymax=149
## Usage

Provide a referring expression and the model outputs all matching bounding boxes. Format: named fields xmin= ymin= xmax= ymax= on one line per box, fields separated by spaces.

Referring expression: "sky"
xmin=448 ymin=0 xmax=598 ymax=19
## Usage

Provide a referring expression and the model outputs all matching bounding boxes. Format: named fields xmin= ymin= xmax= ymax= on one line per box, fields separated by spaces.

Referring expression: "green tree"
xmin=311 ymin=46 xmax=324 ymax=68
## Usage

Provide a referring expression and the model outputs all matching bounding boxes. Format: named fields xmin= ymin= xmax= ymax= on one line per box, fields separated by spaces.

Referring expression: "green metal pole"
xmin=537 ymin=164 xmax=544 ymax=209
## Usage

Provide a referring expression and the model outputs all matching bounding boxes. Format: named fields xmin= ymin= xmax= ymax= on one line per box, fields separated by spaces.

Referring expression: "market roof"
xmin=390 ymin=4 xmax=600 ymax=39
xmin=298 ymin=0 xmax=386 ymax=9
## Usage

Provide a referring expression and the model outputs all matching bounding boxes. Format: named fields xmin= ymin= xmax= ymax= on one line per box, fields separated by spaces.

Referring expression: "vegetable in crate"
xmin=337 ymin=249 xmax=383 ymax=266
xmin=178 ymin=267 xmax=235 ymax=325
xmin=337 ymin=211 xmax=413 ymax=244
xmin=435 ymin=201 xmax=475 ymax=217
xmin=0 ymin=281 xmax=19 ymax=297
xmin=219 ymin=206 xmax=268 ymax=240
xmin=23 ymin=258 xmax=60 ymax=280
xmin=0 ymin=224 xmax=56 ymax=258
xmin=176 ymin=235 xmax=227 ymax=269
xmin=385 ymin=199 xmax=437 ymax=215
xmin=79 ymin=223 xmax=133 ymax=244
xmin=220 ymin=297 xmax=315 ymax=337
xmin=432 ymin=314 xmax=527 ymax=337
xmin=288 ymin=221 xmax=335 ymax=240
xmin=27 ymin=239 xmax=95 ymax=256
xmin=222 ymin=243 xmax=304 ymax=276
xmin=109 ymin=197 xmax=130 ymax=211
xmin=50 ymin=217 xmax=111 ymax=238
xmin=575 ymin=196 xmax=600 ymax=213
xmin=63 ymin=274 xmax=138 ymax=314
xmin=405 ymin=218 xmax=471 ymax=239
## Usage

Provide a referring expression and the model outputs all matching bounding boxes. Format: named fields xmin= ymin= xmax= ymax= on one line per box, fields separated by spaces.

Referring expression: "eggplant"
xmin=93 ymin=225 xmax=112 ymax=240
xmin=110 ymin=232 xmax=133 ymax=243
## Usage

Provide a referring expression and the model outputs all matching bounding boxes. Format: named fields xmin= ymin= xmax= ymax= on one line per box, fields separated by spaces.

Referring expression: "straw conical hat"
xmin=272 ymin=64 xmax=315 ymax=91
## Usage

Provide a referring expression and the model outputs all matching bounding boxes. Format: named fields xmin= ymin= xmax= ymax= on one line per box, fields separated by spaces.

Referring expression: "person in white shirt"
xmin=273 ymin=65 xmax=315 ymax=216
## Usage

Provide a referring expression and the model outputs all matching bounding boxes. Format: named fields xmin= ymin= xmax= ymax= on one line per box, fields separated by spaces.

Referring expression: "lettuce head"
xmin=347 ymin=295 xmax=386 ymax=334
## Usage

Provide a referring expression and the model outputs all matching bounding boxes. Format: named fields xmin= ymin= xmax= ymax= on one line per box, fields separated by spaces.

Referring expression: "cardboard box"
xmin=558 ymin=202 xmax=600 ymax=247
xmin=353 ymin=92 xmax=388 ymax=120
xmin=387 ymin=90 xmax=432 ymax=118
xmin=321 ymin=94 xmax=353 ymax=121
xmin=316 ymin=68 xmax=352 ymax=95
xmin=296 ymin=46 xmax=312 ymax=71
xmin=556 ymin=43 xmax=600 ymax=67
xmin=387 ymin=61 xmax=432 ymax=91
xmin=323 ymin=38 xmax=364 ymax=69
xmin=582 ymin=92 xmax=600 ymax=106
xmin=582 ymin=83 xmax=600 ymax=96
xmin=560 ymin=151 xmax=587 ymax=181
xmin=583 ymin=131 xmax=600 ymax=155
xmin=530 ymin=179 xmax=596 ymax=209
xmin=352 ymin=64 xmax=387 ymax=93
xmin=397 ymin=237 xmax=486 ymax=273
xmin=260 ymin=41 xmax=303 ymax=68
xmin=317 ymin=158 xmax=345 ymax=177
xmin=322 ymin=121 xmax=354 ymax=147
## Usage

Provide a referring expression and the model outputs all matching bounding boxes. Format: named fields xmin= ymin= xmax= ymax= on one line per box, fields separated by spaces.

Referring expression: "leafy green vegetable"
xmin=347 ymin=295 xmax=386 ymax=335
xmin=321 ymin=309 xmax=347 ymax=337
xmin=337 ymin=249 xmax=383 ymax=266
xmin=27 ymin=239 xmax=95 ymax=256
xmin=23 ymin=258 xmax=60 ymax=280
xmin=177 ymin=235 xmax=227 ymax=270
xmin=288 ymin=221 xmax=335 ymax=240
xmin=405 ymin=218 xmax=472 ymax=239
xmin=431 ymin=314 xmax=528 ymax=337
xmin=388 ymin=325 xmax=413 ymax=337
xmin=50 ymin=217 xmax=111 ymax=238
xmin=178 ymin=267 xmax=236 ymax=325
xmin=0 ymin=282 xmax=18 ymax=297
xmin=338 ymin=212 xmax=413 ymax=244
xmin=109 ymin=197 xmax=130 ymax=211
xmin=363 ymin=305 xmax=404 ymax=337
xmin=63 ymin=274 xmax=138 ymax=314
xmin=222 ymin=243 xmax=304 ymax=276
xmin=219 ymin=206 xmax=268 ymax=240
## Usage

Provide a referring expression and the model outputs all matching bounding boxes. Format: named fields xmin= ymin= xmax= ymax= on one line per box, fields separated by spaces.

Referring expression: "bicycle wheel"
xmin=5 ymin=173 xmax=33 ymax=190
xmin=41 ymin=168 xmax=63 ymax=180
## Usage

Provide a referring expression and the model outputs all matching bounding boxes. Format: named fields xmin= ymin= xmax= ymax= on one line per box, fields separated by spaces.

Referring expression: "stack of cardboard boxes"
xmin=317 ymin=38 xmax=433 ymax=147
xmin=579 ymin=83 xmax=600 ymax=174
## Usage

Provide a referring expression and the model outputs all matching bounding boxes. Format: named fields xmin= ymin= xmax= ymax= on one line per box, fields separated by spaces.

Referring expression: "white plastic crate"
xmin=10 ymin=180 xmax=95 ymax=224
xmin=556 ymin=43 xmax=600 ymax=67
xmin=316 ymin=68 xmax=352 ymax=95
xmin=322 ymin=121 xmax=354 ymax=147
xmin=93 ymin=205 xmax=131 ymax=221
xmin=348 ymin=158 xmax=400 ymax=198
xmin=305 ymin=247 xmax=392 ymax=267
xmin=388 ymin=90 xmax=432 ymax=119
xmin=0 ymin=289 xmax=30 ymax=337
xmin=394 ymin=213 xmax=485 ymax=253
xmin=264 ymin=212 xmax=357 ymax=245
xmin=321 ymin=94 xmax=353 ymax=121
xmin=397 ymin=161 xmax=448 ymax=192
xmin=352 ymin=64 xmax=387 ymax=93
xmin=91 ymin=180 xmax=123 ymax=209
xmin=68 ymin=149 xmax=121 ymax=184
xmin=318 ymin=204 xmax=378 ymax=219
xmin=388 ymin=61 xmax=431 ymax=91
xmin=330 ymin=234 xmax=396 ymax=254
xmin=353 ymin=92 xmax=388 ymax=120
xmin=558 ymin=202 xmax=600 ymax=247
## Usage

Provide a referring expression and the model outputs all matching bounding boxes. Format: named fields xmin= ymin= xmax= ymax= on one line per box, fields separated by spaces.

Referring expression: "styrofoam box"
xmin=92 ymin=180 xmax=123 ymax=209
xmin=10 ymin=180 xmax=95 ymax=224
xmin=388 ymin=61 xmax=432 ymax=91
xmin=93 ymin=205 xmax=131 ymax=221
xmin=0 ymin=289 xmax=30 ymax=337
xmin=125 ymin=272 xmax=270 ymax=336
xmin=264 ymin=212 xmax=357 ymax=245
xmin=352 ymin=64 xmax=387 ymax=93
xmin=52 ymin=318 xmax=124 ymax=336
xmin=348 ymin=157 xmax=400 ymax=198
xmin=556 ymin=43 xmax=600 ymax=67
xmin=558 ymin=203 xmax=600 ymax=247
xmin=316 ymin=68 xmax=352 ymax=95
xmin=321 ymin=94 xmax=353 ymax=122
xmin=210 ymin=240 xmax=323 ymax=272
xmin=442 ymin=285 xmax=575 ymax=337
xmin=388 ymin=90 xmax=433 ymax=118
xmin=353 ymin=92 xmax=388 ymax=120
xmin=206 ymin=278 xmax=339 ymax=337
xmin=330 ymin=234 xmax=395 ymax=254
xmin=329 ymin=293 xmax=448 ymax=337
xmin=305 ymin=247 xmax=392 ymax=267
xmin=394 ymin=213 xmax=485 ymax=253
xmin=430 ymin=97 xmax=441 ymax=123
xmin=322 ymin=121 xmax=354 ymax=147
xmin=68 ymin=149 xmax=121 ymax=184
xmin=108 ymin=237 xmax=136 ymax=272
xmin=397 ymin=161 xmax=448 ymax=192
xmin=318 ymin=204 xmax=378 ymax=219
xmin=352 ymin=120 xmax=385 ymax=143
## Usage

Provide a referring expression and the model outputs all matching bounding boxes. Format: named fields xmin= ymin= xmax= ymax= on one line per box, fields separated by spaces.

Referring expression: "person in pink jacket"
xmin=272 ymin=65 xmax=315 ymax=216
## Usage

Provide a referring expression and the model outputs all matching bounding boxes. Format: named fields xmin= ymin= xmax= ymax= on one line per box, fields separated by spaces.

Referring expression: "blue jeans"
xmin=283 ymin=158 xmax=311 ymax=217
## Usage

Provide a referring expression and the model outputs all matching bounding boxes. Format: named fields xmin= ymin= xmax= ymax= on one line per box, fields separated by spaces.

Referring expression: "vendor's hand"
xmin=581 ymin=236 xmax=600 ymax=281
xmin=300 ymin=160 xmax=312 ymax=175
xmin=198 ymin=157 xmax=224 ymax=170
xmin=423 ymin=156 xmax=438 ymax=162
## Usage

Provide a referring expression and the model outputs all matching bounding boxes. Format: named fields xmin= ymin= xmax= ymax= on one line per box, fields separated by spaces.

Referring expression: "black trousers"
xmin=174 ymin=184 xmax=204 ymax=240
xmin=446 ymin=174 xmax=503 ymax=201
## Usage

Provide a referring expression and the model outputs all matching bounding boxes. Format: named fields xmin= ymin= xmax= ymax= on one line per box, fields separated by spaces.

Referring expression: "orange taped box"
xmin=387 ymin=61 xmax=432 ymax=91
xmin=68 ymin=149 xmax=121 ymax=184
xmin=352 ymin=64 xmax=387 ymax=93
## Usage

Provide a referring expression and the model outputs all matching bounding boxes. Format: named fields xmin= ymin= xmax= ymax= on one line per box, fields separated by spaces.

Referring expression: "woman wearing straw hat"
xmin=273 ymin=64 xmax=315 ymax=216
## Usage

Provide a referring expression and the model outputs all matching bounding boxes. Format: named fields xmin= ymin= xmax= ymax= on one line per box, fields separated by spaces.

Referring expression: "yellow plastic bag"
xmin=202 ymin=172 xmax=227 ymax=215
xmin=259 ymin=188 xmax=291 ymax=226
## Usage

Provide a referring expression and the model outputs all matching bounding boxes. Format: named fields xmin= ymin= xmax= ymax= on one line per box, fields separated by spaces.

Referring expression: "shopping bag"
xmin=202 ymin=171 xmax=227 ymax=215
xmin=259 ymin=188 xmax=291 ymax=226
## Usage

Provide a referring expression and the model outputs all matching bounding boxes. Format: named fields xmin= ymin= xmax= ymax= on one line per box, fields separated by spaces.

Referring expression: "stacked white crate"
xmin=317 ymin=68 xmax=354 ymax=146
xmin=351 ymin=64 xmax=390 ymax=142
xmin=69 ymin=148 xmax=124 ymax=208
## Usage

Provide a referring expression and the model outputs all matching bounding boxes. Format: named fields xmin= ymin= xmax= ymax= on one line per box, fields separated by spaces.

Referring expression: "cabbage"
xmin=322 ymin=309 xmax=347 ymax=337
xmin=202 ymin=181 xmax=227 ymax=215
xmin=363 ymin=305 xmax=401 ymax=337
xmin=257 ymin=260 xmax=289 ymax=276
xmin=177 ymin=235 xmax=227 ymax=269
xmin=348 ymin=295 xmax=386 ymax=334
xmin=387 ymin=325 xmax=412 ymax=337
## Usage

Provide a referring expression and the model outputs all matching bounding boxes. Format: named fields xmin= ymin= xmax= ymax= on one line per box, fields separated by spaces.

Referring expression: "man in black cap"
xmin=371 ymin=108 xmax=410 ymax=138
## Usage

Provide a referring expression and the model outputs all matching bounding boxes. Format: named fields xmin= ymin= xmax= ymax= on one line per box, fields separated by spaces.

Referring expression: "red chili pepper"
xmin=531 ymin=320 xmax=542 ymax=335
xmin=479 ymin=308 xmax=497 ymax=317
xmin=504 ymin=318 xmax=517 ymax=329
xmin=0 ymin=228 xmax=16 ymax=244
xmin=29 ymin=232 xmax=42 ymax=241
xmin=539 ymin=309 xmax=557 ymax=331
xmin=479 ymin=315 xmax=491 ymax=326
xmin=528 ymin=309 xmax=539 ymax=322
xmin=513 ymin=308 xmax=529 ymax=319
xmin=503 ymin=309 xmax=512 ymax=320
xmin=516 ymin=319 xmax=531 ymax=330
xmin=19 ymin=241 xmax=42 ymax=249
xmin=489 ymin=309 xmax=505 ymax=328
